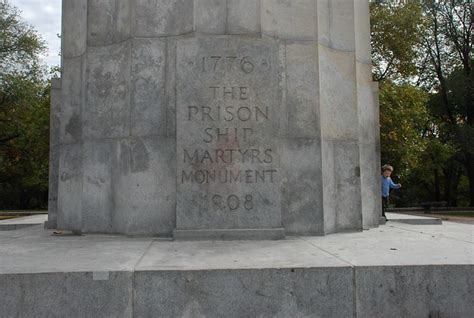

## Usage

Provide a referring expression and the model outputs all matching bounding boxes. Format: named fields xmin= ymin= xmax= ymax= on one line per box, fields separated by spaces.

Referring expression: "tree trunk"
xmin=434 ymin=169 xmax=441 ymax=201
xmin=465 ymin=153 xmax=474 ymax=207
xmin=443 ymin=167 xmax=453 ymax=206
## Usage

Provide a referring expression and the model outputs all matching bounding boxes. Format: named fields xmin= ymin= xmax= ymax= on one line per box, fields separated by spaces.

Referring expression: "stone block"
xmin=357 ymin=63 xmax=380 ymax=229
xmin=132 ymin=0 xmax=193 ymax=37
xmin=81 ymin=140 xmax=116 ymax=233
xmin=81 ymin=137 xmax=176 ymax=235
xmin=47 ymin=79 xmax=61 ymax=228
xmin=173 ymin=228 xmax=285 ymax=240
xmin=53 ymin=0 xmax=382 ymax=237
xmin=62 ymin=0 xmax=87 ymax=58
xmin=131 ymin=38 xmax=167 ymax=137
xmin=60 ymin=57 xmax=83 ymax=144
xmin=88 ymin=0 xmax=131 ymax=47
xmin=261 ymin=0 xmax=318 ymax=40
xmin=194 ymin=0 xmax=226 ymax=34
xmin=359 ymin=143 xmax=381 ymax=229
xmin=280 ymin=138 xmax=324 ymax=235
xmin=175 ymin=37 xmax=282 ymax=234
xmin=112 ymin=137 xmax=176 ymax=236
xmin=0 ymin=272 xmax=132 ymax=318
xmin=317 ymin=0 xmax=355 ymax=52
xmin=322 ymin=139 xmax=362 ymax=233
xmin=357 ymin=63 xmax=376 ymax=143
xmin=165 ymin=37 xmax=178 ymax=137
xmin=57 ymin=143 xmax=82 ymax=231
xmin=355 ymin=265 xmax=474 ymax=317
xmin=285 ymin=42 xmax=320 ymax=138
xmin=50 ymin=79 xmax=61 ymax=145
xmin=321 ymin=138 xmax=337 ymax=233
xmin=354 ymin=0 xmax=372 ymax=64
xmin=133 ymin=268 xmax=354 ymax=317
xmin=84 ymin=41 xmax=131 ymax=139
xmin=227 ymin=0 xmax=261 ymax=34
xmin=47 ymin=145 xmax=60 ymax=229
xmin=319 ymin=45 xmax=358 ymax=140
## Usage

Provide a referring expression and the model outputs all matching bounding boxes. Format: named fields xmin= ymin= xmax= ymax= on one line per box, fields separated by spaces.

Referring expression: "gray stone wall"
xmin=51 ymin=0 xmax=381 ymax=237
xmin=45 ymin=78 xmax=61 ymax=229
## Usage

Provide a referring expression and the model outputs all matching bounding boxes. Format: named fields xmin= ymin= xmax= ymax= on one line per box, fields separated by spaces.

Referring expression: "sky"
xmin=9 ymin=0 xmax=62 ymax=67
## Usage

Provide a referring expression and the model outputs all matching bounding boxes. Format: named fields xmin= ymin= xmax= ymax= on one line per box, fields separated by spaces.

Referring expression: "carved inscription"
xmin=176 ymin=38 xmax=280 ymax=228
xmin=180 ymin=82 xmax=277 ymax=209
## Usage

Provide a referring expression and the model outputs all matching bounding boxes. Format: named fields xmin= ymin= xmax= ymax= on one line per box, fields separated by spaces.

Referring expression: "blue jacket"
xmin=381 ymin=176 xmax=400 ymax=197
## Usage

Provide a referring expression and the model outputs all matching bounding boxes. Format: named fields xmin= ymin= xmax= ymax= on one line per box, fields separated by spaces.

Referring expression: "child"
xmin=381 ymin=164 xmax=401 ymax=219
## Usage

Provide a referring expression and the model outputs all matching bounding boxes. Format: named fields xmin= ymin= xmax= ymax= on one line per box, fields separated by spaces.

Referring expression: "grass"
xmin=433 ymin=212 xmax=474 ymax=218
xmin=0 ymin=216 xmax=17 ymax=220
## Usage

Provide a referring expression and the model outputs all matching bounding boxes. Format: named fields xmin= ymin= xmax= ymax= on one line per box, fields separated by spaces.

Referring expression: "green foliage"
xmin=372 ymin=0 xmax=473 ymax=207
xmin=0 ymin=1 xmax=46 ymax=75
xmin=379 ymin=81 xmax=431 ymax=176
xmin=370 ymin=1 xmax=425 ymax=81
xmin=0 ymin=1 xmax=51 ymax=209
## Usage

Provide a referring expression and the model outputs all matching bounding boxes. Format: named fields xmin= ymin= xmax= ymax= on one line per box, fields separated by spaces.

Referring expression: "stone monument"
xmin=48 ymin=0 xmax=381 ymax=239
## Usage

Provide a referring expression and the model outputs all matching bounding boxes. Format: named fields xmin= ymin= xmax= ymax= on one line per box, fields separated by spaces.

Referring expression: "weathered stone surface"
xmin=54 ymin=0 xmax=382 ymax=237
xmin=88 ymin=0 xmax=131 ymax=47
xmin=81 ymin=139 xmax=115 ymax=233
xmin=175 ymin=37 xmax=282 ymax=235
xmin=0 ymin=272 xmax=133 ymax=318
xmin=318 ymin=43 xmax=362 ymax=234
xmin=6 ymin=218 xmax=474 ymax=317
xmin=319 ymin=46 xmax=358 ymax=140
xmin=317 ymin=0 xmax=355 ymax=52
xmin=134 ymin=268 xmax=354 ymax=317
xmin=285 ymin=42 xmax=320 ymax=138
xmin=57 ymin=143 xmax=82 ymax=231
xmin=46 ymin=79 xmax=61 ymax=229
xmin=322 ymin=139 xmax=362 ymax=233
xmin=81 ymin=137 xmax=176 ymax=235
xmin=280 ymin=138 xmax=324 ymax=235
xmin=357 ymin=63 xmax=380 ymax=228
xmin=112 ymin=137 xmax=176 ymax=236
xmin=354 ymin=0 xmax=372 ymax=64
xmin=131 ymin=38 xmax=167 ymax=137
xmin=355 ymin=266 xmax=474 ymax=318
xmin=84 ymin=41 xmax=131 ymax=139
xmin=261 ymin=0 xmax=318 ymax=40
xmin=62 ymin=0 xmax=87 ymax=58
xmin=228 ymin=0 xmax=261 ymax=34
xmin=359 ymin=142 xmax=380 ymax=229
xmin=194 ymin=0 xmax=226 ymax=34
xmin=60 ymin=57 xmax=83 ymax=144
xmin=133 ymin=0 xmax=193 ymax=37
xmin=165 ymin=37 xmax=178 ymax=137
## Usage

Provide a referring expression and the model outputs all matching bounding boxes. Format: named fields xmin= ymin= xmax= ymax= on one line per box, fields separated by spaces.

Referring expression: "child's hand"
xmin=397 ymin=184 xmax=402 ymax=188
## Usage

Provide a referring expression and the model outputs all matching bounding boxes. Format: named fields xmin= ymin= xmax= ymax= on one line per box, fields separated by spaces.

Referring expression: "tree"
xmin=422 ymin=1 xmax=474 ymax=205
xmin=379 ymin=81 xmax=431 ymax=178
xmin=371 ymin=0 xmax=473 ymax=207
xmin=0 ymin=1 xmax=51 ymax=209
xmin=0 ymin=1 xmax=45 ymax=75
xmin=370 ymin=1 xmax=425 ymax=82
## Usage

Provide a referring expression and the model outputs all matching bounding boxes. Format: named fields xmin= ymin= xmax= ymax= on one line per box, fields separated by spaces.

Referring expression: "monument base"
xmin=1 ymin=221 xmax=473 ymax=317
xmin=173 ymin=228 xmax=286 ymax=241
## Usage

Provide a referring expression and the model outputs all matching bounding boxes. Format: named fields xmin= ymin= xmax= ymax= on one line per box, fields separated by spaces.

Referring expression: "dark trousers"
xmin=382 ymin=196 xmax=389 ymax=217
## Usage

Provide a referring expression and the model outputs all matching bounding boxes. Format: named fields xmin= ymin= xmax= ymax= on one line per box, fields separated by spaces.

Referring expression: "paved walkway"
xmin=0 ymin=215 xmax=47 ymax=231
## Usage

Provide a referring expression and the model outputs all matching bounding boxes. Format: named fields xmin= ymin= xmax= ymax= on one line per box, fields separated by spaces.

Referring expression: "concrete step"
xmin=386 ymin=212 xmax=442 ymax=225
xmin=1 ymin=222 xmax=473 ymax=317
xmin=0 ymin=215 xmax=48 ymax=231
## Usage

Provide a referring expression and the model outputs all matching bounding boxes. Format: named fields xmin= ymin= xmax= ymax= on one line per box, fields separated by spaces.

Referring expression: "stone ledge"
xmin=1 ymin=222 xmax=472 ymax=317
xmin=173 ymin=228 xmax=286 ymax=241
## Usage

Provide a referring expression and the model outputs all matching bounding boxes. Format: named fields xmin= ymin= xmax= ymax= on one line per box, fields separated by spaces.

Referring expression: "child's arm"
xmin=389 ymin=178 xmax=401 ymax=189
